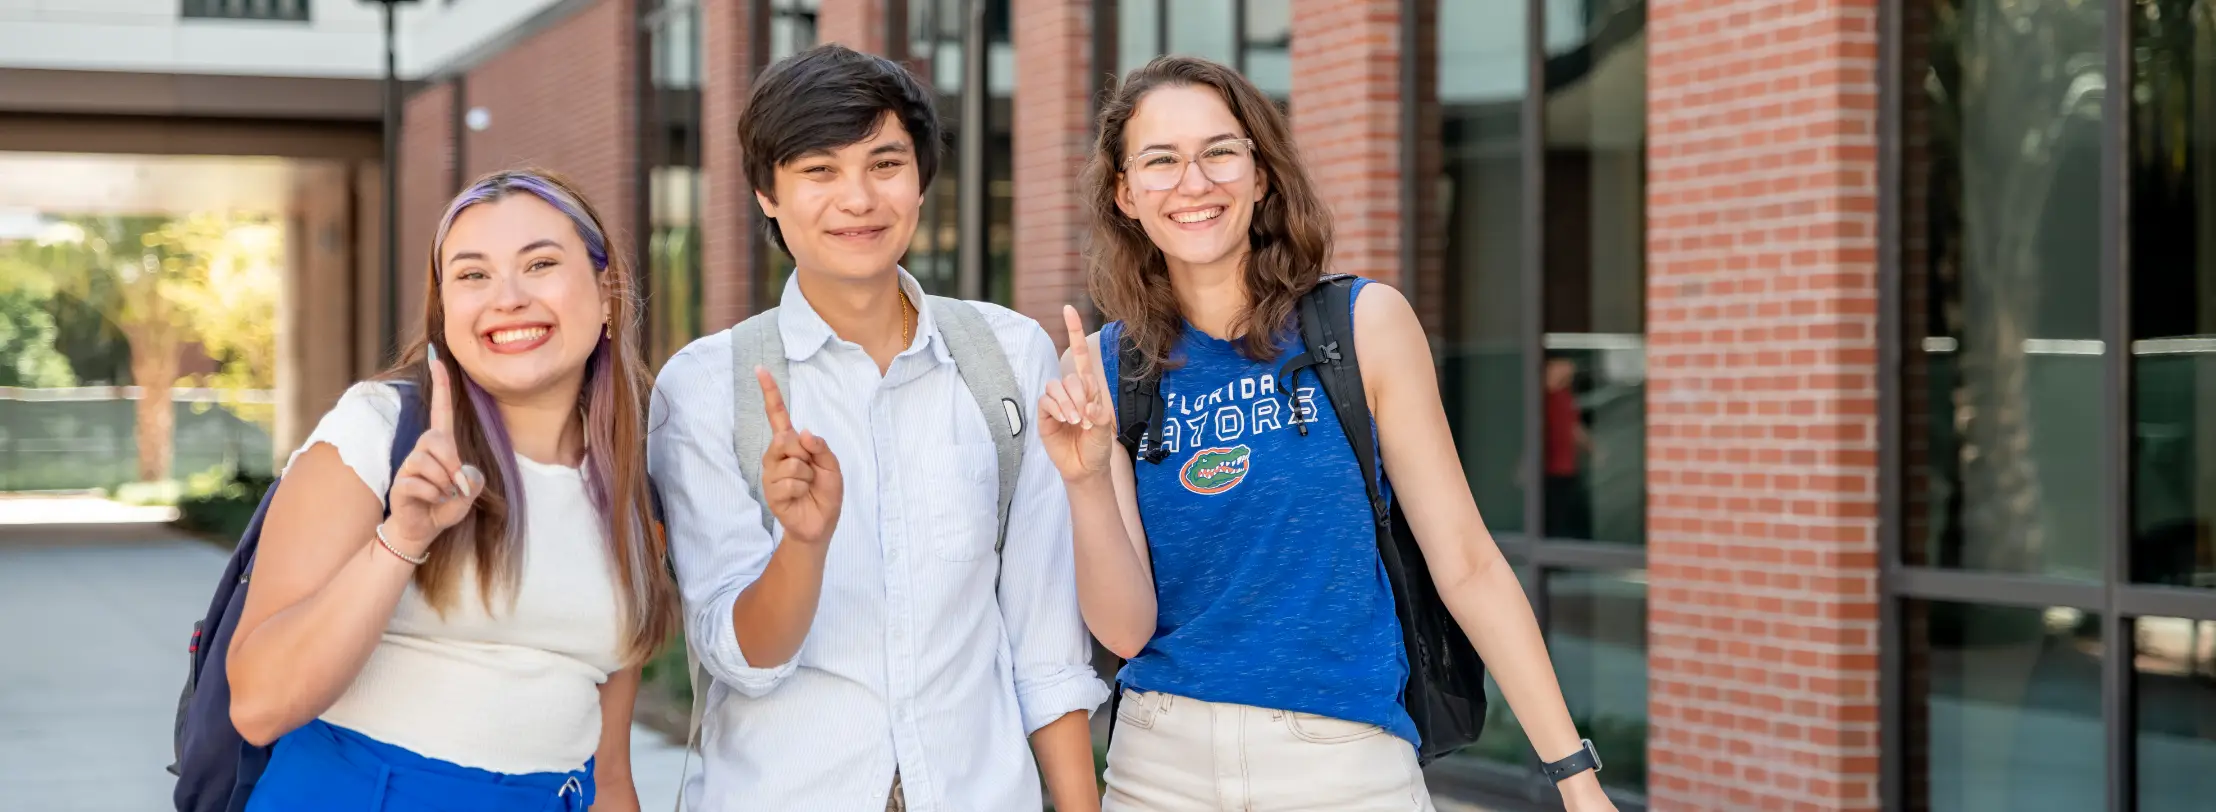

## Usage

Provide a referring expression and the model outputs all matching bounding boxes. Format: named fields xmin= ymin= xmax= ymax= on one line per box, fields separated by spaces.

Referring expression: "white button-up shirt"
xmin=647 ymin=270 xmax=1108 ymax=812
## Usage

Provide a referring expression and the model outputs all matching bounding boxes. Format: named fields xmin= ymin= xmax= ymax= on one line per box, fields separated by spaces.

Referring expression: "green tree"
xmin=0 ymin=289 xmax=77 ymax=388
xmin=0 ymin=214 xmax=280 ymax=482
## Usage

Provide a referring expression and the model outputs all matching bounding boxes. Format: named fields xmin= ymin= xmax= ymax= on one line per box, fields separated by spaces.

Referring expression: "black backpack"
xmin=1111 ymin=273 xmax=1489 ymax=765
xmin=169 ymin=382 xmax=426 ymax=811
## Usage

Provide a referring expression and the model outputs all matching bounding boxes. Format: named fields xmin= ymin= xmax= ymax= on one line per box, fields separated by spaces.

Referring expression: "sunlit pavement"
xmin=0 ymin=497 xmax=1515 ymax=811
xmin=0 ymin=497 xmax=690 ymax=811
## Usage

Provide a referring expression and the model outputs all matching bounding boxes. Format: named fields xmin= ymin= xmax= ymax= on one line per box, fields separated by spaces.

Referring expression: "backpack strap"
xmin=925 ymin=296 xmax=1025 ymax=555
xmin=387 ymin=381 xmax=428 ymax=518
xmin=1112 ymin=325 xmax=1171 ymax=465
xmin=672 ymin=310 xmax=785 ymax=811
xmin=1279 ymin=274 xmax=1389 ymax=528
xmin=728 ymin=309 xmax=787 ymax=539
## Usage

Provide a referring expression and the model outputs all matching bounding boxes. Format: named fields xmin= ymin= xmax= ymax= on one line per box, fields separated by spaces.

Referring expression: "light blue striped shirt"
xmin=647 ymin=270 xmax=1108 ymax=812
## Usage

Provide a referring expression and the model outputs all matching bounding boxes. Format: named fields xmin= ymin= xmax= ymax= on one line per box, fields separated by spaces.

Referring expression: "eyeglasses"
xmin=1123 ymin=138 xmax=1257 ymax=192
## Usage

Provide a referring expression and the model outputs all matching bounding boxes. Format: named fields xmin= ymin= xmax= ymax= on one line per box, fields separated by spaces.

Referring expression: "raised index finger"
xmin=428 ymin=344 xmax=455 ymax=435
xmin=1062 ymin=305 xmax=1098 ymax=377
xmin=755 ymin=365 xmax=793 ymax=435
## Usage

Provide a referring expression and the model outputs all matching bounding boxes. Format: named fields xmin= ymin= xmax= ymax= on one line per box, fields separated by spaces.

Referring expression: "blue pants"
xmin=244 ymin=720 xmax=595 ymax=812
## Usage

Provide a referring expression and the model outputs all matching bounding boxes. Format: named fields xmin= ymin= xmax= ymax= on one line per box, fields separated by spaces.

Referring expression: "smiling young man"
xmin=645 ymin=44 xmax=1108 ymax=812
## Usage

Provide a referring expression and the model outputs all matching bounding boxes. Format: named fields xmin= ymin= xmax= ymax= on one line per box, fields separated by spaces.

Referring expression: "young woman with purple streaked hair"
xmin=223 ymin=168 xmax=679 ymax=812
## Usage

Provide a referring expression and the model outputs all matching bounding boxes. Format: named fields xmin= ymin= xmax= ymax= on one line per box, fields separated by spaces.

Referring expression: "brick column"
xmin=279 ymin=161 xmax=363 ymax=462
xmin=1289 ymin=0 xmax=1402 ymax=283
xmin=818 ymin=0 xmax=888 ymax=55
xmin=460 ymin=0 xmax=638 ymax=249
xmin=1011 ymin=0 xmax=1091 ymax=345
xmin=1644 ymin=0 xmax=1883 ymax=809
xmin=702 ymin=0 xmax=763 ymax=330
xmin=398 ymin=80 xmax=457 ymax=349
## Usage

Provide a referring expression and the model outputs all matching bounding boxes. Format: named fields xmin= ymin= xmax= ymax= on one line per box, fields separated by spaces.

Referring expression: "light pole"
xmin=367 ymin=0 xmax=419 ymax=364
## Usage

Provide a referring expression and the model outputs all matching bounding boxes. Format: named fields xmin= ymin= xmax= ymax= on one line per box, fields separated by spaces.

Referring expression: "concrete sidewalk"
xmin=0 ymin=523 xmax=690 ymax=811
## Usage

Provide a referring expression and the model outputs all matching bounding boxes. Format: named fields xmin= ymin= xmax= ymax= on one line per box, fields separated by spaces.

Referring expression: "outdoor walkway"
xmin=0 ymin=497 xmax=1506 ymax=811
xmin=0 ymin=501 xmax=690 ymax=811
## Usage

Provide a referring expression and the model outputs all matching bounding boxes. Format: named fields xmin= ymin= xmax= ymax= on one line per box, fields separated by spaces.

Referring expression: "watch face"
xmin=1585 ymin=739 xmax=1603 ymax=771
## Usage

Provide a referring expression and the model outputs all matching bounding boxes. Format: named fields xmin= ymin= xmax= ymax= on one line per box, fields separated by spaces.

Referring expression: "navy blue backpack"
xmin=169 ymin=383 xmax=426 ymax=812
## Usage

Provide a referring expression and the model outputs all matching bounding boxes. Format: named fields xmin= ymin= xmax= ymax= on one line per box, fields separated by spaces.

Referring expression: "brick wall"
xmin=818 ymin=0 xmax=887 ymax=55
xmin=398 ymin=80 xmax=455 ymax=348
xmin=1011 ymin=0 xmax=1092 ymax=345
xmin=702 ymin=0 xmax=762 ymax=331
xmin=1644 ymin=0 xmax=1884 ymax=809
xmin=459 ymin=0 xmax=638 ymax=256
xmin=1289 ymin=0 xmax=1402 ymax=285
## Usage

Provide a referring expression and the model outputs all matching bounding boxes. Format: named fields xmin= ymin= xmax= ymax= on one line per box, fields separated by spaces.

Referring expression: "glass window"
xmin=2130 ymin=0 xmax=2216 ymax=590
xmin=644 ymin=0 xmax=703 ymax=365
xmin=1111 ymin=1 xmax=1287 ymax=103
xmin=1433 ymin=0 xmax=1529 ymax=535
xmin=1116 ymin=0 xmax=1160 ymax=76
xmin=1166 ymin=0 xmax=1237 ymax=69
xmin=769 ymin=0 xmax=819 ymax=62
xmin=1901 ymin=0 xmax=2109 ymax=578
xmin=762 ymin=0 xmax=817 ymax=296
xmin=2134 ymin=616 xmax=2216 ymax=811
xmin=1241 ymin=0 xmax=1291 ymax=99
xmin=1546 ymin=570 xmax=1648 ymax=792
xmin=1904 ymin=600 xmax=2104 ymax=810
xmin=1540 ymin=0 xmax=1644 ymax=545
xmin=902 ymin=0 xmax=963 ymax=296
xmin=1453 ymin=569 xmax=1646 ymax=795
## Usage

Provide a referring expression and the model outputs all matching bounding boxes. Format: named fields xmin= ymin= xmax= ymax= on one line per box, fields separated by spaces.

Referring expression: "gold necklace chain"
xmin=899 ymin=290 xmax=916 ymax=347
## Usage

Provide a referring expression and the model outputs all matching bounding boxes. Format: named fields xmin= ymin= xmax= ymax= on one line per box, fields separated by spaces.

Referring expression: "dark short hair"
xmin=737 ymin=43 xmax=943 ymax=255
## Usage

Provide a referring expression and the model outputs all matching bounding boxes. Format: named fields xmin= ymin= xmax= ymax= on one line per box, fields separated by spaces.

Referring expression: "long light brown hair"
xmin=380 ymin=168 xmax=678 ymax=666
xmin=1082 ymin=55 xmax=1335 ymax=379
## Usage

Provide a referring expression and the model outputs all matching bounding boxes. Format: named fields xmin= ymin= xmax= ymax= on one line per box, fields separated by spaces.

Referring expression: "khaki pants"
xmin=886 ymin=772 xmax=905 ymax=812
xmin=1101 ymin=690 xmax=1438 ymax=812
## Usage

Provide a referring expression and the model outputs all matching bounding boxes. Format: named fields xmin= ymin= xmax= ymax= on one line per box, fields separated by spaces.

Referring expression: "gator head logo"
xmin=1180 ymin=445 xmax=1252 ymax=495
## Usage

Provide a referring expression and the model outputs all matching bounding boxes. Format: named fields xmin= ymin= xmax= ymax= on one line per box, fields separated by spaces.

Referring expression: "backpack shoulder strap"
xmin=675 ymin=313 xmax=783 ymax=812
xmin=925 ymin=296 xmax=1023 ymax=556
xmin=1283 ymin=275 xmax=1388 ymax=527
xmin=728 ymin=310 xmax=786 ymax=539
xmin=1111 ymin=322 xmax=1170 ymax=465
xmin=386 ymin=380 xmax=428 ymax=520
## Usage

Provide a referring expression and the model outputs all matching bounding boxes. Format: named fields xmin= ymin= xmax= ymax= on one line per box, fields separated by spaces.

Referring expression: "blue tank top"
xmin=1103 ymin=278 xmax=1416 ymax=747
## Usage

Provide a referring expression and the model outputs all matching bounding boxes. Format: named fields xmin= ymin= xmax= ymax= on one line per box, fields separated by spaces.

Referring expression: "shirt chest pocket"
xmin=913 ymin=440 xmax=1000 ymax=562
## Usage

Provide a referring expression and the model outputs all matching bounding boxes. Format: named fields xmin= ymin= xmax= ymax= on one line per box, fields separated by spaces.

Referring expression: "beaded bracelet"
xmin=375 ymin=523 xmax=430 ymax=565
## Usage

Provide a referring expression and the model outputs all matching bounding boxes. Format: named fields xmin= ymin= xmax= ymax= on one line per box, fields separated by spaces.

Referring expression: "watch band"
xmin=1539 ymin=738 xmax=1602 ymax=783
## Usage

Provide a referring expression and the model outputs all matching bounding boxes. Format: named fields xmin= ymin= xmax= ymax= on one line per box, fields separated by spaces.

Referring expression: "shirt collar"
xmin=775 ymin=266 xmax=952 ymax=365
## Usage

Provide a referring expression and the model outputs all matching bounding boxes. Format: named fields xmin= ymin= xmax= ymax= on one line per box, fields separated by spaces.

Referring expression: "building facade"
xmin=387 ymin=1 xmax=2215 ymax=811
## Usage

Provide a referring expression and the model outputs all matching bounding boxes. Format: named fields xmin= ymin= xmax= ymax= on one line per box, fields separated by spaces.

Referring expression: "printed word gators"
xmin=1152 ymin=375 xmax=1316 ymax=457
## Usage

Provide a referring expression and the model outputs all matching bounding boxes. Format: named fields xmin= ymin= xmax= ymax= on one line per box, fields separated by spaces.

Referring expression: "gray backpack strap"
xmin=729 ymin=309 xmax=786 ymax=538
xmin=926 ymin=296 xmax=1024 ymax=555
xmin=674 ymin=310 xmax=784 ymax=812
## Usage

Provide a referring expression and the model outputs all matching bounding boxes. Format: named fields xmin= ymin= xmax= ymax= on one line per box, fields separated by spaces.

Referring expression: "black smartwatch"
xmin=1539 ymin=738 xmax=1603 ymax=783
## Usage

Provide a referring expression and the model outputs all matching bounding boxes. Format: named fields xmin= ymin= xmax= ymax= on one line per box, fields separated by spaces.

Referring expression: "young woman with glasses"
xmin=1032 ymin=56 xmax=1620 ymax=811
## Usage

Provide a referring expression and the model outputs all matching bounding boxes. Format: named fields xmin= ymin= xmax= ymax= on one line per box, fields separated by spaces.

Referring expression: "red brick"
xmin=458 ymin=0 xmax=639 ymax=266
xmin=1011 ymin=0 xmax=1092 ymax=344
xmin=818 ymin=0 xmax=888 ymax=55
xmin=702 ymin=0 xmax=762 ymax=330
xmin=1291 ymin=0 xmax=1401 ymax=285
xmin=1647 ymin=0 xmax=1883 ymax=809
xmin=398 ymin=81 xmax=456 ymax=345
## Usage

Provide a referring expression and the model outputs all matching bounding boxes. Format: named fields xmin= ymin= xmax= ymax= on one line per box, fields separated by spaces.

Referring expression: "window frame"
xmin=1401 ymin=0 xmax=1650 ymax=808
